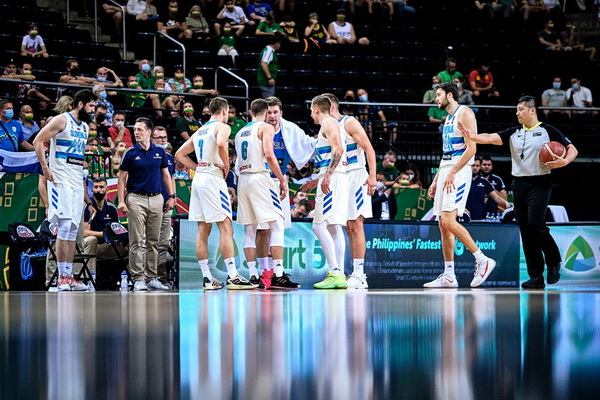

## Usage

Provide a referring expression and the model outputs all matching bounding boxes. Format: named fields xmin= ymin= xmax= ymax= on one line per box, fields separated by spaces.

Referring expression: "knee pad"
xmin=244 ymin=224 xmax=258 ymax=249
xmin=268 ymin=218 xmax=284 ymax=247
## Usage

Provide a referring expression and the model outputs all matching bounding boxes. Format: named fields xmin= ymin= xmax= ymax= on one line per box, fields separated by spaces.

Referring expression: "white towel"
xmin=279 ymin=117 xmax=316 ymax=170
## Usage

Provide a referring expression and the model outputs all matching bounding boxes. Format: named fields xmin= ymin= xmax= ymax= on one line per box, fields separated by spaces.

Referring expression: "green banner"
xmin=393 ymin=188 xmax=434 ymax=221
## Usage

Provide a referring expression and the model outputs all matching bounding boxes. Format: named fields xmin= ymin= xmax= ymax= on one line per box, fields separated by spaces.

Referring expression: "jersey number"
xmin=241 ymin=141 xmax=248 ymax=160
xmin=197 ymin=138 xmax=204 ymax=159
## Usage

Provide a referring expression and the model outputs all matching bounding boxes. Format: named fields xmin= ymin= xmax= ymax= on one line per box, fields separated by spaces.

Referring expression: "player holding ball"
xmin=457 ymin=95 xmax=578 ymax=289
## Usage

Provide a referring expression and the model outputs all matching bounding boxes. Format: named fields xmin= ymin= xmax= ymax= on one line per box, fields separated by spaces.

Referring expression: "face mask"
xmin=118 ymin=148 xmax=126 ymax=154
xmin=223 ymin=28 xmax=232 ymax=33
xmin=376 ymin=182 xmax=384 ymax=191
xmin=455 ymin=82 xmax=461 ymax=89
xmin=155 ymin=142 xmax=168 ymax=149
xmin=432 ymin=84 xmax=438 ymax=89
xmin=548 ymin=24 xmax=554 ymax=28
xmin=408 ymin=174 xmax=414 ymax=181
xmin=30 ymin=32 xmax=38 ymax=37
xmin=141 ymin=63 xmax=151 ymax=73
xmin=156 ymin=73 xmax=164 ymax=79
xmin=22 ymin=70 xmax=32 ymax=75
xmin=114 ymin=121 xmax=124 ymax=127
xmin=170 ymin=7 xmax=178 ymax=13
xmin=193 ymin=83 xmax=203 ymax=88
xmin=359 ymin=94 xmax=368 ymax=102
xmin=93 ymin=192 xmax=105 ymax=201
xmin=183 ymin=107 xmax=194 ymax=114
xmin=89 ymin=130 xmax=98 ymax=137
xmin=70 ymin=67 xmax=79 ymax=75
xmin=191 ymin=11 xmax=201 ymax=17
xmin=344 ymin=96 xmax=354 ymax=102
xmin=337 ymin=15 xmax=345 ymax=21
xmin=571 ymin=83 xmax=579 ymax=90
xmin=99 ymin=91 xmax=108 ymax=100
xmin=23 ymin=113 xmax=34 ymax=121
xmin=227 ymin=6 xmax=234 ymax=10
xmin=89 ymin=112 xmax=96 ymax=121
xmin=175 ymin=73 xmax=184 ymax=79
xmin=83 ymin=169 xmax=89 ymax=179
xmin=96 ymin=114 xmax=106 ymax=123
xmin=129 ymin=82 xmax=139 ymax=88
xmin=96 ymin=76 xmax=106 ymax=82
xmin=201 ymin=113 xmax=210 ymax=123
xmin=553 ymin=82 xmax=561 ymax=89
xmin=157 ymin=87 xmax=165 ymax=91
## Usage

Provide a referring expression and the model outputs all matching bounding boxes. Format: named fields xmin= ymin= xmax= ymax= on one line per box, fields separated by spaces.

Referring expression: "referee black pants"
xmin=512 ymin=175 xmax=561 ymax=279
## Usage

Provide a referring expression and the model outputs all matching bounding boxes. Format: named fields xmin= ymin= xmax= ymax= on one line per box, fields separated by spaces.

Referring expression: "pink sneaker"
xmin=260 ymin=269 xmax=274 ymax=289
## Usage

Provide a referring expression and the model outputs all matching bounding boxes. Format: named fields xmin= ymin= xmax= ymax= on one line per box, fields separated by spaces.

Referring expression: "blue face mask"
xmin=96 ymin=76 xmax=107 ymax=82
xmin=3 ymin=109 xmax=14 ymax=119
xmin=571 ymin=83 xmax=579 ymax=90
xmin=552 ymin=82 xmax=561 ymax=89
xmin=141 ymin=63 xmax=151 ymax=73
xmin=99 ymin=91 xmax=108 ymax=100
xmin=359 ymin=94 xmax=368 ymax=102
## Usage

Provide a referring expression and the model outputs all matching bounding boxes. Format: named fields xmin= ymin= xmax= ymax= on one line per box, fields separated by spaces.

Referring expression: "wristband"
xmin=169 ymin=194 xmax=177 ymax=199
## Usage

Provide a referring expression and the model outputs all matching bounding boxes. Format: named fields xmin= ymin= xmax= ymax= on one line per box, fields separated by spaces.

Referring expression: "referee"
xmin=458 ymin=95 xmax=578 ymax=289
xmin=117 ymin=117 xmax=176 ymax=291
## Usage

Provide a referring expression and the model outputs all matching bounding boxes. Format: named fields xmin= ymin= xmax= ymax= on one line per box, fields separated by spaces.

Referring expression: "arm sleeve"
xmin=544 ymin=124 xmax=572 ymax=147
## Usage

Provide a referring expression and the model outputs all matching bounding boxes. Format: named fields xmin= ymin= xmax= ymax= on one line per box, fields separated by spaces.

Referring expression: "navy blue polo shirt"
xmin=160 ymin=152 xmax=175 ymax=204
xmin=120 ymin=142 xmax=169 ymax=195
xmin=84 ymin=199 xmax=119 ymax=233
xmin=466 ymin=176 xmax=494 ymax=221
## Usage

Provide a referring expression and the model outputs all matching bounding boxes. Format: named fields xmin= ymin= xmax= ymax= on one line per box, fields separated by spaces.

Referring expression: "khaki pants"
xmin=83 ymin=235 xmax=129 ymax=272
xmin=126 ymin=193 xmax=163 ymax=282
xmin=157 ymin=211 xmax=172 ymax=284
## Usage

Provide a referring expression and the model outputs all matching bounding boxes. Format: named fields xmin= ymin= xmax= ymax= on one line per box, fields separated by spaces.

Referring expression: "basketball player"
xmin=174 ymin=97 xmax=253 ymax=290
xmin=32 ymin=89 xmax=96 ymax=291
xmin=423 ymin=82 xmax=496 ymax=288
xmin=235 ymin=98 xmax=299 ymax=289
xmin=322 ymin=93 xmax=377 ymax=289
xmin=310 ymin=95 xmax=349 ymax=289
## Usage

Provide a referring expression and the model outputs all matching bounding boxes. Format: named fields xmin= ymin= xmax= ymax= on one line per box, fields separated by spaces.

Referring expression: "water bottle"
xmin=120 ymin=271 xmax=129 ymax=292
xmin=88 ymin=272 xmax=96 ymax=292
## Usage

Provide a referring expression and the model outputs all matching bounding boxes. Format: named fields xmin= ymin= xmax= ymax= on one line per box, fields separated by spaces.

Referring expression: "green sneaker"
xmin=313 ymin=271 xmax=348 ymax=289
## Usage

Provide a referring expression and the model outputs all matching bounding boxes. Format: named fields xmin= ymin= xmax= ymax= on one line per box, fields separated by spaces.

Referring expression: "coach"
xmin=117 ymin=117 xmax=175 ymax=291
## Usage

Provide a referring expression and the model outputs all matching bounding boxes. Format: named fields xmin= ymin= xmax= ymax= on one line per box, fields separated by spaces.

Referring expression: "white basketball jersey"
xmin=193 ymin=120 xmax=226 ymax=177
xmin=48 ymin=112 xmax=88 ymax=187
xmin=441 ymin=105 xmax=475 ymax=167
xmin=341 ymin=115 xmax=365 ymax=171
xmin=235 ymin=121 xmax=270 ymax=175
xmin=315 ymin=116 xmax=347 ymax=177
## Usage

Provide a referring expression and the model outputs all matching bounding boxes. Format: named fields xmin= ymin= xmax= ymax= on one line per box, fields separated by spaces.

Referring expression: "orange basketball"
xmin=539 ymin=141 xmax=566 ymax=164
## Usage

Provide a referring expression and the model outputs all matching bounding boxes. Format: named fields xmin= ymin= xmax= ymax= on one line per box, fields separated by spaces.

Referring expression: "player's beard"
xmin=77 ymin=107 xmax=91 ymax=123
xmin=438 ymin=98 xmax=449 ymax=110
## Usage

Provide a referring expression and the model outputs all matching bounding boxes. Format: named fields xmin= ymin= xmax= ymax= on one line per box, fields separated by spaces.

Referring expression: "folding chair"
xmin=39 ymin=219 xmax=97 ymax=290
xmin=100 ymin=222 xmax=131 ymax=290
xmin=7 ymin=222 xmax=48 ymax=290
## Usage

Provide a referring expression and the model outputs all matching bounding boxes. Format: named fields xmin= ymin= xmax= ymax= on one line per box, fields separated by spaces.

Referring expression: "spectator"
xmin=111 ymin=140 xmax=128 ymax=175
xmin=107 ymin=111 xmax=133 ymax=148
xmin=215 ymin=0 xmax=254 ymax=29
xmin=83 ymin=177 xmax=128 ymax=275
xmin=291 ymin=198 xmax=312 ymax=218
xmin=356 ymin=88 xmax=396 ymax=142
xmin=256 ymin=12 xmax=285 ymax=38
xmin=150 ymin=79 xmax=177 ymax=117
xmin=157 ymin=0 xmax=192 ymax=40
xmin=101 ymin=2 xmax=124 ymax=38
xmin=216 ymin=20 xmax=245 ymax=65
xmin=176 ymin=101 xmax=201 ymax=142
xmin=400 ymin=161 xmax=422 ymax=188
xmin=423 ymin=76 xmax=442 ymax=104
xmin=21 ymin=24 xmax=49 ymax=59
xmin=188 ymin=75 xmax=220 ymax=97
xmin=437 ymin=58 xmax=463 ymax=83
xmin=119 ymin=75 xmax=150 ymax=109
xmin=58 ymin=59 xmax=94 ymax=87
xmin=257 ymin=36 xmax=282 ymax=98
xmin=560 ymin=21 xmax=596 ymax=61
xmin=468 ymin=63 xmax=500 ymax=99
xmin=454 ymin=75 xmax=476 ymax=105
xmin=18 ymin=104 xmax=41 ymax=143
xmin=520 ymin=0 xmax=548 ymax=21
xmin=340 ymin=89 xmax=357 ymax=116
xmin=537 ymin=19 xmax=571 ymax=51
xmin=290 ymin=161 xmax=316 ymax=184
xmin=152 ymin=65 xmax=170 ymax=89
xmin=126 ymin=0 xmax=158 ymax=21
xmin=328 ymin=8 xmax=369 ymax=45
xmin=541 ymin=75 xmax=568 ymax=118
xmin=167 ymin=66 xmax=192 ymax=93
xmin=371 ymin=172 xmax=397 ymax=220
xmin=304 ymin=12 xmax=337 ymax=50
xmin=280 ymin=14 xmax=300 ymax=42
xmin=227 ymin=104 xmax=246 ymax=142
xmin=87 ymin=121 xmax=111 ymax=154
xmin=93 ymin=104 xmax=111 ymax=141
xmin=136 ymin=59 xmax=156 ymax=90
xmin=480 ymin=155 xmax=508 ymax=213
xmin=465 ymin=157 xmax=510 ymax=221
xmin=365 ymin=0 xmax=394 ymax=17
xmin=566 ymin=77 xmax=596 ymax=116
xmin=93 ymin=66 xmax=123 ymax=88
xmin=93 ymin=84 xmax=116 ymax=125
xmin=0 ymin=99 xmax=34 ymax=151
xmin=376 ymin=150 xmax=399 ymax=187
xmin=2 ymin=62 xmax=51 ymax=109
xmin=186 ymin=4 xmax=211 ymax=44
xmin=390 ymin=1 xmax=417 ymax=19
xmin=200 ymin=103 xmax=211 ymax=123
xmin=247 ymin=0 xmax=273 ymax=23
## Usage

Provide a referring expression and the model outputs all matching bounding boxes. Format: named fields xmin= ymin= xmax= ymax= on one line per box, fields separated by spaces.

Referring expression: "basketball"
xmin=539 ymin=141 xmax=566 ymax=164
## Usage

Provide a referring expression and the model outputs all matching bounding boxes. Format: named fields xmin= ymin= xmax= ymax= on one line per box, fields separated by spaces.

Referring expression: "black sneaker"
xmin=203 ymin=277 xmax=224 ymax=291
xmin=521 ymin=276 xmax=545 ymax=289
xmin=249 ymin=275 xmax=261 ymax=288
xmin=547 ymin=265 xmax=561 ymax=285
xmin=226 ymin=275 xmax=255 ymax=290
xmin=270 ymin=273 xmax=301 ymax=290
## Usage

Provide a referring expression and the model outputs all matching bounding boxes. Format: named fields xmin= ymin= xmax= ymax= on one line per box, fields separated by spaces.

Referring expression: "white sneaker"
xmin=133 ymin=280 xmax=148 ymax=291
xmin=147 ymin=278 xmax=169 ymax=291
xmin=69 ymin=276 xmax=88 ymax=291
xmin=470 ymin=258 xmax=497 ymax=288
xmin=423 ymin=274 xmax=458 ymax=288
xmin=347 ymin=273 xmax=369 ymax=289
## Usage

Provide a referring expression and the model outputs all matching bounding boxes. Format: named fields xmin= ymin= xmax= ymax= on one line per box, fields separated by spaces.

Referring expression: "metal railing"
xmin=107 ymin=0 xmax=127 ymax=58
xmin=154 ymin=32 xmax=186 ymax=78
xmin=215 ymin=67 xmax=249 ymax=113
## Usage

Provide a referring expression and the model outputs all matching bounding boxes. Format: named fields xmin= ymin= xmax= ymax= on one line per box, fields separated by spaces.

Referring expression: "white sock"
xmin=58 ymin=262 xmax=68 ymax=276
xmin=247 ymin=261 xmax=258 ymax=277
xmin=473 ymin=249 xmax=486 ymax=263
xmin=65 ymin=263 xmax=73 ymax=275
xmin=444 ymin=261 xmax=455 ymax=276
xmin=273 ymin=259 xmax=284 ymax=277
xmin=332 ymin=268 xmax=343 ymax=276
xmin=353 ymin=259 xmax=364 ymax=275
xmin=198 ymin=259 xmax=212 ymax=280
xmin=258 ymin=257 xmax=270 ymax=271
xmin=268 ymin=256 xmax=274 ymax=271
xmin=225 ymin=257 xmax=237 ymax=277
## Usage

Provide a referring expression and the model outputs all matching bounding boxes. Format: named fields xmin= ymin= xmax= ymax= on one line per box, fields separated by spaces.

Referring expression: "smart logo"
xmin=564 ymin=236 xmax=596 ymax=272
